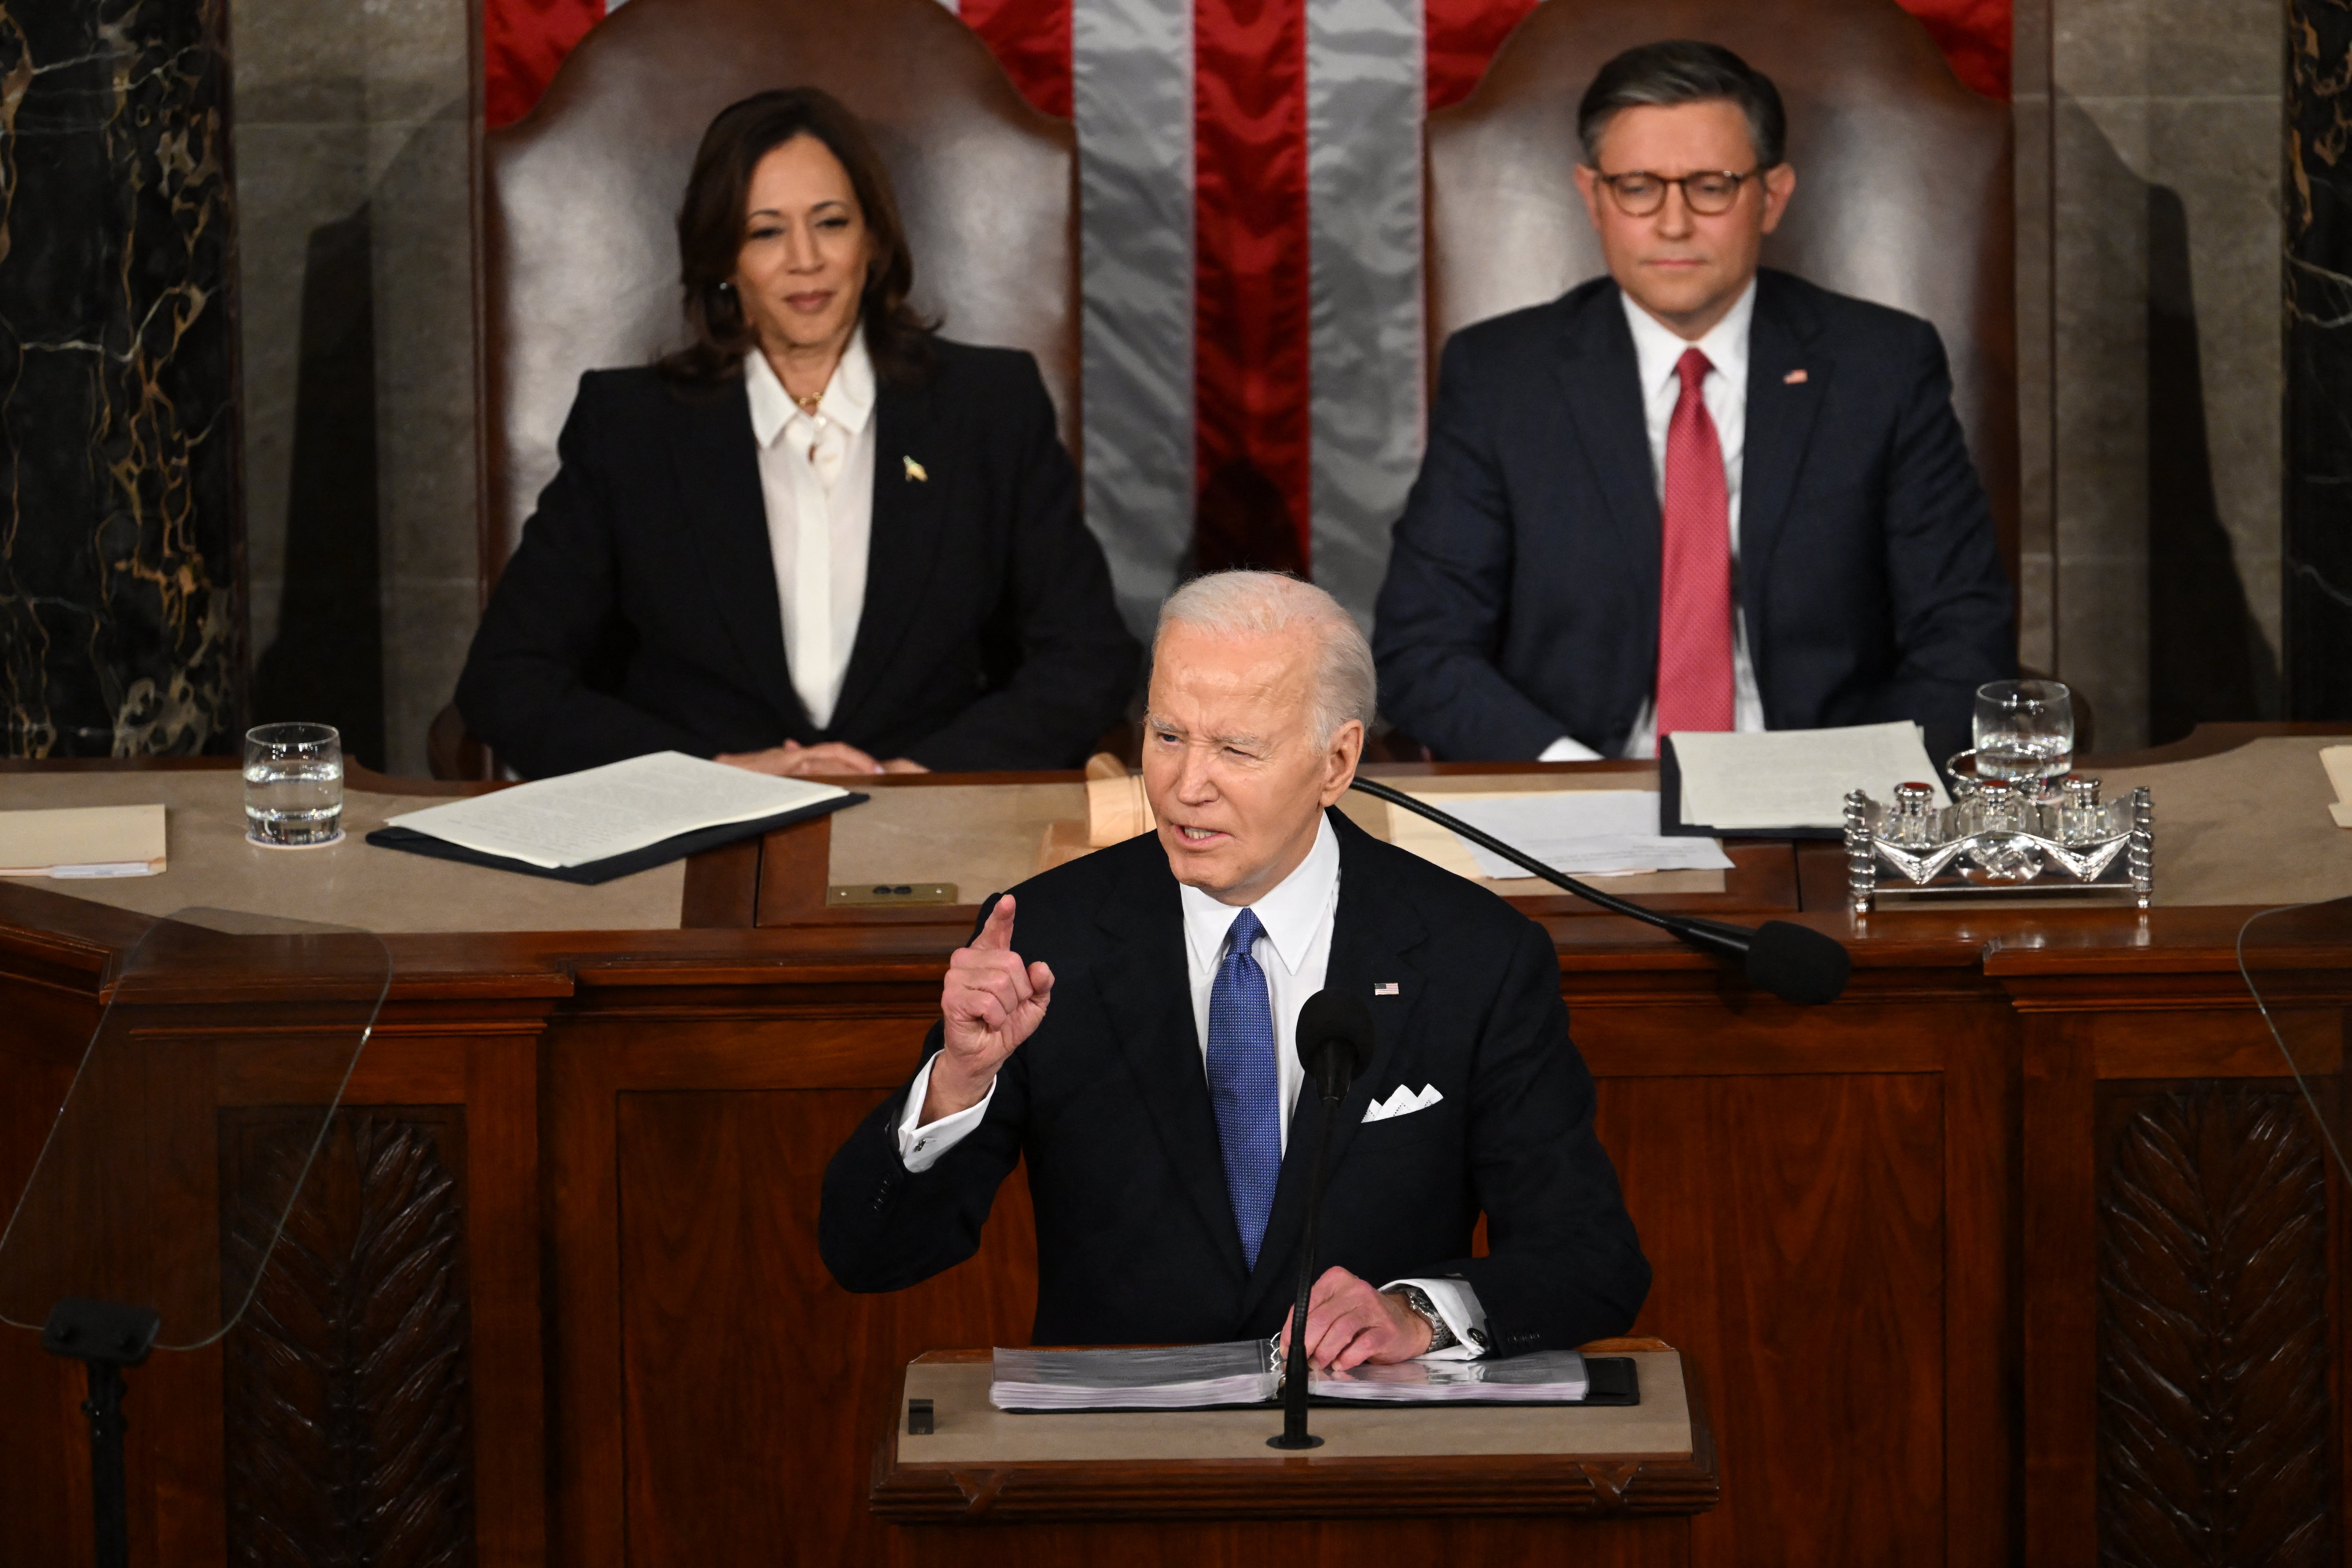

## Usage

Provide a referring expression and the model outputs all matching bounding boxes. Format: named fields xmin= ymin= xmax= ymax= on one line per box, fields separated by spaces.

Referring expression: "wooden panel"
xmin=1596 ymin=1073 xmax=1947 ymax=1567
xmin=613 ymin=1089 xmax=1037 ymax=1566
xmin=885 ymin=1514 xmax=1693 ymax=1566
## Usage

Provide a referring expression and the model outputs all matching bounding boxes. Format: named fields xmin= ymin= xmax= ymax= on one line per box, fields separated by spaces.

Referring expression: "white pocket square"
xmin=1363 ymin=1083 xmax=1443 ymax=1123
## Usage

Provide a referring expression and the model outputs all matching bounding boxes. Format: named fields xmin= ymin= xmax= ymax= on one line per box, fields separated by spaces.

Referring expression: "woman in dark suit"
xmin=455 ymin=88 xmax=1138 ymax=779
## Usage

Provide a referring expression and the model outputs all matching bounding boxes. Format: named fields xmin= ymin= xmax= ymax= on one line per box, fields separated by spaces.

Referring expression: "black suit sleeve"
xmin=899 ymin=358 xmax=1139 ymax=771
xmin=453 ymin=378 xmax=708 ymax=778
xmin=1853 ymin=321 xmax=2017 ymax=764
xmin=1405 ymin=918 xmax=1650 ymax=1353
xmin=819 ymin=1021 xmax=1030 ymax=1293
xmin=1373 ymin=334 xmax=1581 ymax=761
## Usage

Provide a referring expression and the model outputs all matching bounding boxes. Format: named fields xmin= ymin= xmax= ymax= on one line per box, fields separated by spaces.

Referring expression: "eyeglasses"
xmin=1592 ymin=168 xmax=1761 ymax=217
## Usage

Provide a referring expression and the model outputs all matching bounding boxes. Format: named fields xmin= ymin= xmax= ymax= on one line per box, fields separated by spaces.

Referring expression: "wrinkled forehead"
xmin=1147 ymin=624 xmax=1318 ymax=737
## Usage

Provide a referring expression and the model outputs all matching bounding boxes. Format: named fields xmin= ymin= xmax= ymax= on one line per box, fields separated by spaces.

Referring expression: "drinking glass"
xmin=243 ymin=723 xmax=344 ymax=847
xmin=1972 ymin=680 xmax=2074 ymax=784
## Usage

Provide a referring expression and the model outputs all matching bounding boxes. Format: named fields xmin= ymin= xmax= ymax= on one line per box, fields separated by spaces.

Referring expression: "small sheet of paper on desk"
xmin=1672 ymin=722 xmax=1948 ymax=832
xmin=0 ymin=803 xmax=166 ymax=877
xmin=1433 ymin=791 xmax=1733 ymax=879
xmin=383 ymin=751 xmax=850 ymax=870
xmin=2322 ymin=746 xmax=2352 ymax=828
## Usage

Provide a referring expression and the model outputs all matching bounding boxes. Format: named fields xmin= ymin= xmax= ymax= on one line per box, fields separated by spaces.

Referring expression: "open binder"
xmin=990 ymin=1340 xmax=1640 ymax=1414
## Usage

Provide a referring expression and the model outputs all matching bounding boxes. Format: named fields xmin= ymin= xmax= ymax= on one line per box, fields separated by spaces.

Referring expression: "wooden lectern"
xmin=870 ymin=1345 xmax=1719 ymax=1566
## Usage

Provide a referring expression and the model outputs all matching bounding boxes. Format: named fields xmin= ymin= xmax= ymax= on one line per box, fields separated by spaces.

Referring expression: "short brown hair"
xmin=658 ymin=87 xmax=936 ymax=387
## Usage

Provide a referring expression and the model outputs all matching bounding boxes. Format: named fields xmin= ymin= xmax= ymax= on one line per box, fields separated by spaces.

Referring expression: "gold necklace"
xmin=791 ymin=391 xmax=823 ymax=414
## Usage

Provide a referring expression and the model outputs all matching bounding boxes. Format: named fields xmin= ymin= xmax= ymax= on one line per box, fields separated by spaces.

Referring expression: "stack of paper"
xmin=1672 ymin=722 xmax=1947 ymax=831
xmin=991 ymin=1342 xmax=1278 ymax=1411
xmin=382 ymin=751 xmax=849 ymax=870
xmin=1421 ymin=790 xmax=1732 ymax=879
xmin=0 ymin=804 xmax=166 ymax=878
xmin=1313 ymin=1349 xmax=1590 ymax=1403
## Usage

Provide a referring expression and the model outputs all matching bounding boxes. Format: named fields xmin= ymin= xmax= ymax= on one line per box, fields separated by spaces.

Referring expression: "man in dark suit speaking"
xmin=821 ymin=571 xmax=1647 ymax=1367
xmin=1373 ymin=41 xmax=2014 ymax=769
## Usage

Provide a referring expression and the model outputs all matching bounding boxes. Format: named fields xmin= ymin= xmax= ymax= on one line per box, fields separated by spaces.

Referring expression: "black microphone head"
xmin=1296 ymin=988 xmax=1377 ymax=1094
xmin=1744 ymin=920 xmax=1851 ymax=1005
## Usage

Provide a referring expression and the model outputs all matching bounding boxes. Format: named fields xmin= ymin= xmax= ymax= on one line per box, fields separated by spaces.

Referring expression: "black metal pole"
xmin=82 ymin=1358 xmax=129 ymax=1568
xmin=1269 ymin=1087 xmax=1343 ymax=1450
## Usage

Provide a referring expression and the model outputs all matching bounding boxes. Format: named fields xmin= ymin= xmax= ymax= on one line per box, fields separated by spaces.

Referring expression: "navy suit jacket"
xmin=1373 ymin=270 xmax=2015 ymax=767
xmin=819 ymin=809 xmax=1650 ymax=1355
xmin=455 ymin=339 xmax=1139 ymax=778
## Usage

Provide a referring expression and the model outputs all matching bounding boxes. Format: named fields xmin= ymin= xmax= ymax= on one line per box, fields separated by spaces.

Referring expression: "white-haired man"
xmin=821 ymin=571 xmax=1648 ymax=1367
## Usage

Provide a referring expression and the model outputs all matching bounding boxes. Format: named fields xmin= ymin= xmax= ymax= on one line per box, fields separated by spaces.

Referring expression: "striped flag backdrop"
xmin=485 ymin=0 xmax=2009 ymax=629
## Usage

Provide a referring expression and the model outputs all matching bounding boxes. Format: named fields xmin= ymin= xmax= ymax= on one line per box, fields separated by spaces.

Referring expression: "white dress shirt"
xmin=1540 ymin=280 xmax=1767 ymax=762
xmin=744 ymin=332 xmax=877 ymax=730
xmin=895 ymin=814 xmax=1490 ymax=1357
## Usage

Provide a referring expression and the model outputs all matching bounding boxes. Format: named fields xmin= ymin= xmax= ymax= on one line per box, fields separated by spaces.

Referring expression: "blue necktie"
xmin=1206 ymin=907 xmax=1281 ymax=1270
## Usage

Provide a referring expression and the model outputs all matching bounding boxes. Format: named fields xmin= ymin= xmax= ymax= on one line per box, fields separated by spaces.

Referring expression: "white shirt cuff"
xmin=895 ymin=1054 xmax=997 ymax=1173
xmin=1537 ymin=735 xmax=1602 ymax=763
xmin=1385 ymin=1276 xmax=1490 ymax=1359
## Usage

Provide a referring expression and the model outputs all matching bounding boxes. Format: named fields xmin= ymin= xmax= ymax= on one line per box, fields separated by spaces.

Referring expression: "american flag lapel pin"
xmin=903 ymin=455 xmax=928 ymax=482
xmin=1374 ymin=982 xmax=1400 ymax=996
xmin=1783 ymin=368 xmax=1808 ymax=385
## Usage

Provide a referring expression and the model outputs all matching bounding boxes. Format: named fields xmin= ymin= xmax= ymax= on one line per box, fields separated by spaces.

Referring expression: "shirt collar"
xmin=1179 ymin=811 xmax=1340 ymax=978
xmin=1620 ymin=275 xmax=1756 ymax=398
xmin=744 ymin=327 xmax=877 ymax=447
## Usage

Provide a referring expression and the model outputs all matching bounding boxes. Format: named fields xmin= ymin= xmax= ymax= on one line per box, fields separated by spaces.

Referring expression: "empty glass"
xmin=1972 ymin=680 xmax=2074 ymax=785
xmin=243 ymin=723 xmax=344 ymax=847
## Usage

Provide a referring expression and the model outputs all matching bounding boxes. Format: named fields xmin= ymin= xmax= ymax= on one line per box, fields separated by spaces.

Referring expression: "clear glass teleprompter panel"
xmin=0 ymin=909 xmax=388 ymax=1350
xmin=2240 ymin=896 xmax=2352 ymax=1185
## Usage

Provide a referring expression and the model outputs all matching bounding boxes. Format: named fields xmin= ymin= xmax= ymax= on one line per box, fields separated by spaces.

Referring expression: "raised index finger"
xmin=971 ymin=894 xmax=1018 ymax=952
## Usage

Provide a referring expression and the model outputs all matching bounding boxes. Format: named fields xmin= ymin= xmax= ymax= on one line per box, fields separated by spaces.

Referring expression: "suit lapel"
xmin=670 ymin=383 xmax=804 ymax=728
xmin=828 ymin=378 xmax=948 ymax=738
xmin=1738 ymin=271 xmax=1829 ymax=697
xmin=1238 ymin=815 xmax=1429 ymax=1320
xmin=1552 ymin=286 xmax=1664 ymax=643
xmin=1094 ymin=856 xmax=1252 ymax=1282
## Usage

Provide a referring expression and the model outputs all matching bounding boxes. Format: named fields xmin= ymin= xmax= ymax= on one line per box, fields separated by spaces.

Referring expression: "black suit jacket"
xmin=819 ymin=810 xmax=1650 ymax=1354
xmin=455 ymin=340 xmax=1139 ymax=778
xmin=1373 ymin=270 xmax=2015 ymax=767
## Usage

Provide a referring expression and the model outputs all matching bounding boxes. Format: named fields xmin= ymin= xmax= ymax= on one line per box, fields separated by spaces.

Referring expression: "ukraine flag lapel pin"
xmin=903 ymin=455 xmax=928 ymax=482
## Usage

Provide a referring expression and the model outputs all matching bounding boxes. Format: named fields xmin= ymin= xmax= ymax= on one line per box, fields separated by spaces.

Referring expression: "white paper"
xmin=1672 ymin=722 xmax=1947 ymax=831
xmin=1430 ymin=791 xmax=1733 ymax=879
xmin=0 ymin=803 xmax=166 ymax=877
xmin=383 ymin=751 xmax=849 ymax=869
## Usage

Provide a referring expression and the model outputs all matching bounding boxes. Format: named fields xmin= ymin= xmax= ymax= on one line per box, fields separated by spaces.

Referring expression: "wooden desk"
xmin=1 ymin=726 xmax=2348 ymax=1566
xmin=868 ymin=1348 xmax=1717 ymax=1565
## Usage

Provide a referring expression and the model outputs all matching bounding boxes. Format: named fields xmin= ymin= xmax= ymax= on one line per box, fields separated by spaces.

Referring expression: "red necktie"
xmin=1655 ymin=347 xmax=1734 ymax=738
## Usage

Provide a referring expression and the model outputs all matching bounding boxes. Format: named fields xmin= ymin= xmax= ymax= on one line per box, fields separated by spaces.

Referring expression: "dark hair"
xmin=1576 ymin=41 xmax=1787 ymax=170
xmin=658 ymin=87 xmax=936 ymax=386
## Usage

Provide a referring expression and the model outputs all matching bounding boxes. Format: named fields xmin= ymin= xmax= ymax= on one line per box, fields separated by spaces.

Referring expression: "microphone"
xmin=1269 ymin=989 xmax=1377 ymax=1451
xmin=1348 ymin=776 xmax=1851 ymax=1006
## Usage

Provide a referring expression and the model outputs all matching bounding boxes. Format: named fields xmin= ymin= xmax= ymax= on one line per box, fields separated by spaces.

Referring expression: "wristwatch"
xmin=1390 ymin=1284 xmax=1458 ymax=1353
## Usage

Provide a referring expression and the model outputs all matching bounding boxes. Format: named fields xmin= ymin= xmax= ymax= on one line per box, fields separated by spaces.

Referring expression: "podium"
xmin=870 ymin=1346 xmax=1718 ymax=1566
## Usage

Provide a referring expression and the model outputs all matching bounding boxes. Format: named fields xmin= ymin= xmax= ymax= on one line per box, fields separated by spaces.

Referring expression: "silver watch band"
xmin=1393 ymin=1284 xmax=1458 ymax=1352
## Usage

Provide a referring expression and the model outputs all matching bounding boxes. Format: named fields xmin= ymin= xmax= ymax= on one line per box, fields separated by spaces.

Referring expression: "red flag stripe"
xmin=961 ymin=0 xmax=1076 ymax=119
xmin=485 ymin=0 xmax=603 ymax=128
xmin=1424 ymin=0 xmax=1539 ymax=111
xmin=1192 ymin=0 xmax=1313 ymax=573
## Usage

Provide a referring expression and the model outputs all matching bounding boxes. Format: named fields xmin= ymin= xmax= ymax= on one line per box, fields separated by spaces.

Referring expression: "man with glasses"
xmin=1372 ymin=40 xmax=2012 ymax=769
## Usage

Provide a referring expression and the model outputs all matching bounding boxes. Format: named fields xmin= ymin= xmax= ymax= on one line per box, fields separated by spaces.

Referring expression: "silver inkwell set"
xmin=1841 ymin=680 xmax=2153 ymax=914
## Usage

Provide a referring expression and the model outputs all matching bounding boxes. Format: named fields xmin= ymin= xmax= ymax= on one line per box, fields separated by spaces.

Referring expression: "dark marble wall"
xmin=0 ymin=0 xmax=242 ymax=757
xmin=2289 ymin=0 xmax=2352 ymax=720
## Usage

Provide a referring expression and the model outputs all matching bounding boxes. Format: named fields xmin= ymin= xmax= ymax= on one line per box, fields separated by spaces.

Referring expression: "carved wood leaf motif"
xmin=2096 ymin=1087 xmax=2330 ymax=1568
xmin=223 ymin=1110 xmax=474 ymax=1567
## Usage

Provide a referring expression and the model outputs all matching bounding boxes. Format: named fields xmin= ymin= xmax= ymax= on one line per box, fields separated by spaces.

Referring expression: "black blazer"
xmin=455 ymin=340 xmax=1139 ymax=778
xmin=819 ymin=810 xmax=1650 ymax=1355
xmin=1372 ymin=270 xmax=2015 ymax=767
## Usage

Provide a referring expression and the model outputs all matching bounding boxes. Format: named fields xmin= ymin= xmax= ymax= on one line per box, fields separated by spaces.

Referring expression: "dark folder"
xmin=366 ymin=792 xmax=865 ymax=885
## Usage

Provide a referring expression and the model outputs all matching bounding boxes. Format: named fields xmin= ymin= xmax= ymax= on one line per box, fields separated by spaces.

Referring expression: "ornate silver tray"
xmin=1842 ymin=758 xmax=2151 ymax=912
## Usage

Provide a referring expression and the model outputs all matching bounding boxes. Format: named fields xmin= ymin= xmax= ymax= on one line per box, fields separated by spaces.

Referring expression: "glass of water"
xmin=1972 ymin=680 xmax=2074 ymax=784
xmin=244 ymin=723 xmax=345 ymax=848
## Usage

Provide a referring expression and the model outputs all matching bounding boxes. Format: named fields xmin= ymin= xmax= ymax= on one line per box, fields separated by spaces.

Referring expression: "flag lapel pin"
xmin=903 ymin=455 xmax=928 ymax=482
xmin=1783 ymin=368 xmax=1808 ymax=385
xmin=1374 ymin=982 xmax=1400 ymax=996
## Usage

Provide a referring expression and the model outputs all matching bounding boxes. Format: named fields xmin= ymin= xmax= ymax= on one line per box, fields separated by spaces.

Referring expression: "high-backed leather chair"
xmin=1425 ymin=0 xmax=2016 ymax=574
xmin=478 ymin=0 xmax=1075 ymax=580
xmin=439 ymin=0 xmax=1075 ymax=777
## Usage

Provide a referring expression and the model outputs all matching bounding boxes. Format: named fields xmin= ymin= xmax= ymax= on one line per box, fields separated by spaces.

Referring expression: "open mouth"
xmin=1174 ymin=825 xmax=1228 ymax=844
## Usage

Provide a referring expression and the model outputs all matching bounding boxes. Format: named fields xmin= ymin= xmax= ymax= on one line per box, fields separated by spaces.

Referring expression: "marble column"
xmin=2289 ymin=0 xmax=2352 ymax=719
xmin=0 ymin=0 xmax=242 ymax=757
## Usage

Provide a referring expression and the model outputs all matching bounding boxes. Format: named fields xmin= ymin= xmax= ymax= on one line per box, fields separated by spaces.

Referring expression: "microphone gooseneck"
xmin=1347 ymin=775 xmax=1851 ymax=1006
xmin=1269 ymin=989 xmax=1376 ymax=1451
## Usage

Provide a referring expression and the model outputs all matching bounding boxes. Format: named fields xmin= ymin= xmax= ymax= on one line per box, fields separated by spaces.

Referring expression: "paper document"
xmin=1673 ymin=722 xmax=1947 ymax=831
xmin=383 ymin=751 xmax=850 ymax=870
xmin=0 ymin=804 xmax=166 ymax=877
xmin=988 ymin=1340 xmax=1592 ymax=1411
xmin=2322 ymin=746 xmax=2352 ymax=829
xmin=1426 ymin=791 xmax=1732 ymax=879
